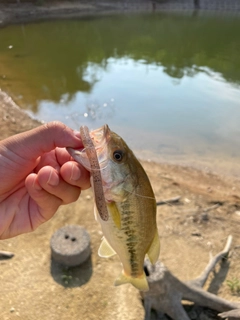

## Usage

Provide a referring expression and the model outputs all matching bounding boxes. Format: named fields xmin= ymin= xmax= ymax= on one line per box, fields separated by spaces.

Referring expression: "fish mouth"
xmin=67 ymin=124 xmax=111 ymax=171
xmin=87 ymin=124 xmax=111 ymax=166
xmin=90 ymin=124 xmax=111 ymax=148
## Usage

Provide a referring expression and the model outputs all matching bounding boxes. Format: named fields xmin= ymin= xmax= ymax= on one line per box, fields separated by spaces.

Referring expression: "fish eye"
xmin=113 ymin=150 xmax=124 ymax=162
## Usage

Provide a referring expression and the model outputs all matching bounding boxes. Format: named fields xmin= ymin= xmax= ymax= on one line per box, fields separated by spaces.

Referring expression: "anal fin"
xmin=98 ymin=237 xmax=116 ymax=258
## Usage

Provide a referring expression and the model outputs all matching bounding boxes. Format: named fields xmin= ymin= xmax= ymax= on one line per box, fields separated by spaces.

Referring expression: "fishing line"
xmin=72 ymin=147 xmax=173 ymax=204
xmin=122 ymin=186 xmax=176 ymax=207
xmin=122 ymin=186 xmax=156 ymax=201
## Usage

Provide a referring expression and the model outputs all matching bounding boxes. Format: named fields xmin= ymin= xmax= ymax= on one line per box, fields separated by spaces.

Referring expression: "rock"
xmin=235 ymin=211 xmax=240 ymax=217
xmin=50 ymin=225 xmax=91 ymax=267
xmin=201 ymin=212 xmax=209 ymax=221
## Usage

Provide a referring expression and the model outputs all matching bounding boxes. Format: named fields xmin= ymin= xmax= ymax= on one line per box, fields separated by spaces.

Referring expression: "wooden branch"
xmin=156 ymin=196 xmax=181 ymax=206
xmin=203 ymin=203 xmax=221 ymax=212
xmin=218 ymin=308 xmax=240 ymax=319
xmin=142 ymin=262 xmax=191 ymax=320
xmin=181 ymin=283 xmax=240 ymax=312
xmin=0 ymin=250 xmax=14 ymax=259
xmin=187 ymin=235 xmax=232 ymax=288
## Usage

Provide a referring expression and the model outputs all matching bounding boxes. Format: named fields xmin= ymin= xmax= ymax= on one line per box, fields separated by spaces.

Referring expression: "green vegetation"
xmin=61 ymin=274 xmax=73 ymax=285
xmin=226 ymin=277 xmax=240 ymax=295
xmin=60 ymin=267 xmax=73 ymax=285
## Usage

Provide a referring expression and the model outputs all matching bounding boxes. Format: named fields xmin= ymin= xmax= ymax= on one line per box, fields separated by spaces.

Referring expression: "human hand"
xmin=0 ymin=121 xmax=90 ymax=239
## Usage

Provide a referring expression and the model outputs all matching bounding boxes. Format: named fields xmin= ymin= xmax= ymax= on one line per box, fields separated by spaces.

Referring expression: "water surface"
xmin=0 ymin=12 xmax=240 ymax=176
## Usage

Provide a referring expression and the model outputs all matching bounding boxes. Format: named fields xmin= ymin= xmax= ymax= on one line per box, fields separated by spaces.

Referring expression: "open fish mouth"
xmin=67 ymin=124 xmax=110 ymax=171
xmin=87 ymin=124 xmax=111 ymax=167
xmin=90 ymin=124 xmax=110 ymax=147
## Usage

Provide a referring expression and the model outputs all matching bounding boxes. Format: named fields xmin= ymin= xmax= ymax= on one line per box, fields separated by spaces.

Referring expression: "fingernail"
xmin=33 ymin=178 xmax=42 ymax=191
xmin=47 ymin=169 xmax=59 ymax=186
xmin=70 ymin=163 xmax=81 ymax=181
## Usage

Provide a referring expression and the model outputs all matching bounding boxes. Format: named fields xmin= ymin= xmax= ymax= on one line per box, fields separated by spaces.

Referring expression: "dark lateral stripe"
xmin=120 ymin=202 xmax=140 ymax=277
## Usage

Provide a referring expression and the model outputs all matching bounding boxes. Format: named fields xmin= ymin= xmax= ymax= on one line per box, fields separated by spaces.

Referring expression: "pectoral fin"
xmin=98 ymin=237 xmax=116 ymax=258
xmin=107 ymin=202 xmax=121 ymax=229
xmin=147 ymin=230 xmax=160 ymax=264
xmin=114 ymin=271 xmax=149 ymax=292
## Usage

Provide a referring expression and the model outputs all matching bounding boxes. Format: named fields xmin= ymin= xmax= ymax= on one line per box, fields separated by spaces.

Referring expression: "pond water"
xmin=0 ymin=12 xmax=240 ymax=176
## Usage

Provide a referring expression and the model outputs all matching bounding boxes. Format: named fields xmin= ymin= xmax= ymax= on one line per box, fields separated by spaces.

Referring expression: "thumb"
xmin=1 ymin=121 xmax=82 ymax=162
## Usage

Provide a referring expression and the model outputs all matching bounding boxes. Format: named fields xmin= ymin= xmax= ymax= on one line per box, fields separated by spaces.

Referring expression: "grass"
xmin=61 ymin=267 xmax=73 ymax=285
xmin=226 ymin=277 xmax=240 ymax=296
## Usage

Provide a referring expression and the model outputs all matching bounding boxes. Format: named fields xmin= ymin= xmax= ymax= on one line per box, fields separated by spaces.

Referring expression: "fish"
xmin=67 ymin=124 xmax=160 ymax=291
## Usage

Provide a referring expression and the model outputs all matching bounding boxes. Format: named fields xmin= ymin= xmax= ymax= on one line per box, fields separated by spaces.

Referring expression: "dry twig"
xmin=156 ymin=196 xmax=181 ymax=206
xmin=0 ymin=250 xmax=14 ymax=259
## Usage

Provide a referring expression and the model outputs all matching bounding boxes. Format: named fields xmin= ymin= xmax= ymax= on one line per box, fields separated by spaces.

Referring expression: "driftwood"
xmin=219 ymin=309 xmax=240 ymax=319
xmin=141 ymin=235 xmax=240 ymax=320
xmin=0 ymin=250 xmax=14 ymax=259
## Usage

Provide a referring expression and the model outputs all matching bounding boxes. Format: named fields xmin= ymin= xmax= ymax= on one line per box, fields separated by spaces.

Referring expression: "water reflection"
xmin=63 ymin=98 xmax=115 ymax=127
xmin=1 ymin=13 xmax=240 ymax=107
xmin=0 ymin=12 xmax=240 ymax=173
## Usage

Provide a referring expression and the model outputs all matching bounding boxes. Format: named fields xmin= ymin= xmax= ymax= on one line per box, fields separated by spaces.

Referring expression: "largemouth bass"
xmin=68 ymin=125 xmax=160 ymax=291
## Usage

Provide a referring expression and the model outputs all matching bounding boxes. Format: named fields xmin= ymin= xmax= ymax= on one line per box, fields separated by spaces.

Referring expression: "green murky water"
xmin=0 ymin=12 xmax=240 ymax=175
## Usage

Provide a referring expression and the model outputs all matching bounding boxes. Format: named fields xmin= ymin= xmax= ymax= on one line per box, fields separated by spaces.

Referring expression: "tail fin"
xmin=114 ymin=271 xmax=149 ymax=291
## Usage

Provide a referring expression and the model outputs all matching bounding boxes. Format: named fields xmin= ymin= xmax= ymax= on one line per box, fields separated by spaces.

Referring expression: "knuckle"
xmin=45 ymin=121 xmax=67 ymax=134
